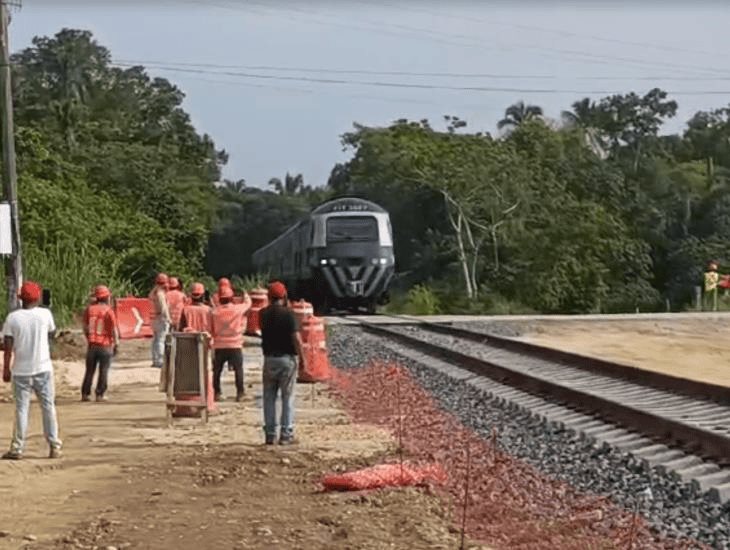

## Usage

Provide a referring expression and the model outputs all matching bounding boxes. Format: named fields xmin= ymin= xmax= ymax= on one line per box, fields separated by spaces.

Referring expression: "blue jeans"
xmin=11 ymin=371 xmax=62 ymax=454
xmin=151 ymin=318 xmax=169 ymax=368
xmin=263 ymin=355 xmax=297 ymax=439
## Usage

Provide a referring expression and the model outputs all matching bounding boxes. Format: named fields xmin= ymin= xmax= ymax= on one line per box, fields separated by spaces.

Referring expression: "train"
xmin=252 ymin=197 xmax=395 ymax=313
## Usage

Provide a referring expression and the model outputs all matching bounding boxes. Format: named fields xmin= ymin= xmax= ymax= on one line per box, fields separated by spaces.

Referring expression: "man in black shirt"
xmin=259 ymin=281 xmax=302 ymax=445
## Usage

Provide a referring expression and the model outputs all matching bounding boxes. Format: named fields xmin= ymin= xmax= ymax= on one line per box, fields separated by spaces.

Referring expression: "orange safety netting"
xmin=322 ymin=462 xmax=447 ymax=492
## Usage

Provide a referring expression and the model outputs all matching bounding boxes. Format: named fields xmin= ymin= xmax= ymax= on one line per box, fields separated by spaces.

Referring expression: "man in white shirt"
xmin=2 ymin=281 xmax=62 ymax=460
xmin=148 ymin=273 xmax=171 ymax=369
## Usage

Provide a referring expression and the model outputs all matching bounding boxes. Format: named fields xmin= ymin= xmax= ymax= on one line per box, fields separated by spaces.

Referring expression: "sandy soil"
xmin=0 ymin=338 xmax=482 ymax=550
xmin=515 ymin=317 xmax=730 ymax=387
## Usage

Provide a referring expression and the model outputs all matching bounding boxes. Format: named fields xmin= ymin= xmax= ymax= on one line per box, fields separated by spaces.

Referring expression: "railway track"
xmin=340 ymin=315 xmax=730 ymax=476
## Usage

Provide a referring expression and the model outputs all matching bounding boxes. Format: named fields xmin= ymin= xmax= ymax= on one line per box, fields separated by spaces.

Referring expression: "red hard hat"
xmin=190 ymin=282 xmax=205 ymax=297
xmin=219 ymin=286 xmax=234 ymax=299
xmin=218 ymin=277 xmax=231 ymax=288
xmin=94 ymin=285 xmax=111 ymax=300
xmin=155 ymin=273 xmax=169 ymax=285
xmin=268 ymin=281 xmax=287 ymax=299
xmin=169 ymin=277 xmax=180 ymax=290
xmin=19 ymin=281 xmax=42 ymax=303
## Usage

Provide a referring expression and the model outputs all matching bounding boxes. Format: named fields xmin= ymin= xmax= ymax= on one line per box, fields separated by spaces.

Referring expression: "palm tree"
xmin=561 ymin=98 xmax=608 ymax=159
xmin=497 ymin=101 xmax=543 ymax=130
xmin=224 ymin=179 xmax=246 ymax=193
xmin=268 ymin=172 xmax=306 ymax=195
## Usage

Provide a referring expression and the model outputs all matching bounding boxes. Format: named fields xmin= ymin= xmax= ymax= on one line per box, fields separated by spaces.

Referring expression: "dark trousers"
xmin=213 ymin=348 xmax=244 ymax=396
xmin=82 ymin=345 xmax=112 ymax=397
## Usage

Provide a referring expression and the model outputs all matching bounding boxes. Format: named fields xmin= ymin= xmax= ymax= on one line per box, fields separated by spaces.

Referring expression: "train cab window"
xmin=326 ymin=216 xmax=379 ymax=243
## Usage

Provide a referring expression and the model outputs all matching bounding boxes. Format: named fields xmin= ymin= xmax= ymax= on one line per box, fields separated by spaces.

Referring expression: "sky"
xmin=10 ymin=1 xmax=730 ymax=188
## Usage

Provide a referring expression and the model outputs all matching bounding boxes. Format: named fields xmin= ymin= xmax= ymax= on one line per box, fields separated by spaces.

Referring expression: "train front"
xmin=311 ymin=200 xmax=394 ymax=312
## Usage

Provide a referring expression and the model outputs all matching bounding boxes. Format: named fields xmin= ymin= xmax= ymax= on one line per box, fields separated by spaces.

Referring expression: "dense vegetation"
xmin=6 ymin=28 xmax=730 ymax=322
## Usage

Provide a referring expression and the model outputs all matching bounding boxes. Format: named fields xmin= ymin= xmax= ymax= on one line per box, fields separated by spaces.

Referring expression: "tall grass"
xmin=386 ymin=283 xmax=535 ymax=316
xmin=233 ymin=272 xmax=270 ymax=291
xmin=23 ymin=242 xmax=134 ymax=328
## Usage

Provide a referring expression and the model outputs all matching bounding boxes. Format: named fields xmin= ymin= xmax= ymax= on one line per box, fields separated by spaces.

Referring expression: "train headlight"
xmin=328 ymin=258 xmax=338 ymax=265
xmin=320 ymin=259 xmax=328 ymax=265
xmin=379 ymin=257 xmax=388 ymax=265
xmin=372 ymin=257 xmax=389 ymax=265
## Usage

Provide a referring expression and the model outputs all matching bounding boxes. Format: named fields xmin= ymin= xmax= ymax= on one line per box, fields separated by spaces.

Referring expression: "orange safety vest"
xmin=84 ymin=303 xmax=117 ymax=348
xmin=181 ymin=303 xmax=212 ymax=333
xmin=211 ymin=303 xmax=246 ymax=349
xmin=166 ymin=289 xmax=186 ymax=327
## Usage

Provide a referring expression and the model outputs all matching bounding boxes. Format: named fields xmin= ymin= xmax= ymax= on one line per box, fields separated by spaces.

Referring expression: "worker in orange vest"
xmin=210 ymin=286 xmax=247 ymax=401
xmin=211 ymin=277 xmax=231 ymax=308
xmin=179 ymin=283 xmax=212 ymax=333
xmin=166 ymin=277 xmax=186 ymax=330
xmin=149 ymin=273 xmax=171 ymax=369
xmin=82 ymin=285 xmax=119 ymax=402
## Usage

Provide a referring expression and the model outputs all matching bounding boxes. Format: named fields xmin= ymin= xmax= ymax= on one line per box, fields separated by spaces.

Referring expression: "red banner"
xmin=115 ymin=297 xmax=153 ymax=339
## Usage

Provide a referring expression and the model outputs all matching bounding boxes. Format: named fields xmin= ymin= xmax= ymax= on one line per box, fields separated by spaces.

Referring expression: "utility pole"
xmin=0 ymin=1 xmax=21 ymax=311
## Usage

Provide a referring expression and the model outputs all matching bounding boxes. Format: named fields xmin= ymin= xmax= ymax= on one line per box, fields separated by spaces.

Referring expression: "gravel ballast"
xmin=329 ymin=326 xmax=730 ymax=549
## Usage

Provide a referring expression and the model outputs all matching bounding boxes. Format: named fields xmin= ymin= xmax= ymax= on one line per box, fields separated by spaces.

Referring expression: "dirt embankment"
xmin=0 ymin=338 xmax=480 ymax=550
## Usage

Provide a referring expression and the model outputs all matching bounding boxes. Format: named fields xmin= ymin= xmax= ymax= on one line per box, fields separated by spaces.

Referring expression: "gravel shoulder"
xmin=0 ymin=339 xmax=473 ymax=549
xmin=329 ymin=326 xmax=725 ymax=548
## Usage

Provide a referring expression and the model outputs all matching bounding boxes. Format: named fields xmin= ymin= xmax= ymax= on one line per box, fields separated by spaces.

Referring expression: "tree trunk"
xmin=633 ymin=140 xmax=642 ymax=173
xmin=491 ymin=226 xmax=499 ymax=272
xmin=469 ymin=241 xmax=482 ymax=300
xmin=707 ymin=156 xmax=715 ymax=188
xmin=455 ymin=213 xmax=474 ymax=299
xmin=444 ymin=199 xmax=473 ymax=299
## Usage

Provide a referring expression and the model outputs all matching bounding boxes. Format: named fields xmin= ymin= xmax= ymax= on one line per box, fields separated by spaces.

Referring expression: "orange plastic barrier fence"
xmin=299 ymin=316 xmax=330 ymax=382
xmin=246 ymin=288 xmax=269 ymax=336
xmin=322 ymin=463 xmax=447 ymax=492
xmin=115 ymin=297 xmax=153 ymax=339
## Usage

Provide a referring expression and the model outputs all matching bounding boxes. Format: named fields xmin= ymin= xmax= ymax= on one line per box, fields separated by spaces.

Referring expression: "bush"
xmin=232 ymin=273 xmax=270 ymax=292
xmin=400 ymin=284 xmax=441 ymax=315
xmin=24 ymin=242 xmax=135 ymax=328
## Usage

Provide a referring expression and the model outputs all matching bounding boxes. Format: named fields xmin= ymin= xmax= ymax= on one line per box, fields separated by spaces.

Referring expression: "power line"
xmin=160 ymin=73 xmax=490 ymax=109
xmin=355 ymin=0 xmax=730 ymax=61
xmin=201 ymin=0 xmax=730 ymax=78
xmin=111 ymin=62 xmax=730 ymax=96
xmin=114 ymin=57 xmax=730 ymax=82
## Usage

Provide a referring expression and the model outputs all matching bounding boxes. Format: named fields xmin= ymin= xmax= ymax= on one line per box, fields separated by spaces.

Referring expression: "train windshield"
xmin=326 ymin=216 xmax=379 ymax=243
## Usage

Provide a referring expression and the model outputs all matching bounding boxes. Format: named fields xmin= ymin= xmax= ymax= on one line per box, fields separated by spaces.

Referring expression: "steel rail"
xmin=373 ymin=314 xmax=730 ymax=404
xmin=347 ymin=316 xmax=730 ymax=464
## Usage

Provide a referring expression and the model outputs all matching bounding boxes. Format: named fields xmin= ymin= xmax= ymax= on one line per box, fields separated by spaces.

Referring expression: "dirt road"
xmin=517 ymin=316 xmax=730 ymax=387
xmin=0 ymin=339 xmax=476 ymax=550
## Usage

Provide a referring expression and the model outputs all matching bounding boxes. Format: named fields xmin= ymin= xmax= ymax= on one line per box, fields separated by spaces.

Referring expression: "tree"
xmin=336 ymin=120 xmax=525 ymax=298
xmin=224 ymin=179 xmax=246 ymax=193
xmin=590 ymin=88 xmax=678 ymax=171
xmin=268 ymin=172 xmax=312 ymax=195
xmin=497 ymin=101 xmax=543 ymax=131
xmin=560 ymin=97 xmax=608 ymax=159
xmin=12 ymin=29 xmax=110 ymax=149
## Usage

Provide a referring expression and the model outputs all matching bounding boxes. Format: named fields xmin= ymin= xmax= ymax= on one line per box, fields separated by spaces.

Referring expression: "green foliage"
xmin=7 ymin=29 xmax=225 ymax=326
xmin=390 ymin=284 xmax=441 ymax=315
xmin=25 ymin=242 xmax=135 ymax=328
xmin=330 ymin=92 xmax=713 ymax=314
xmin=232 ymin=273 xmax=270 ymax=292
xmin=14 ymin=27 xmax=730 ymax=320
xmin=205 ymin=186 xmax=325 ymax=278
